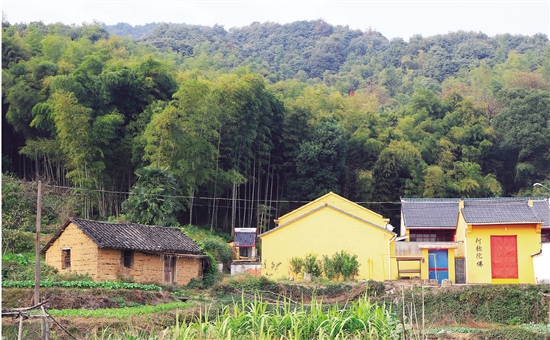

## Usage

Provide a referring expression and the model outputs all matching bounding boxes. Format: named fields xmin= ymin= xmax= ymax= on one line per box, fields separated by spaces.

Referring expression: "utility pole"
xmin=35 ymin=180 xmax=42 ymax=305
xmin=35 ymin=180 xmax=49 ymax=339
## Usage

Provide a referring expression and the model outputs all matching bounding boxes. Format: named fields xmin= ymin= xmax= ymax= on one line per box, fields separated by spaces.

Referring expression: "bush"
xmin=2 ymin=254 xmax=59 ymax=281
xmin=365 ymin=280 xmax=385 ymax=297
xmin=340 ymin=251 xmax=360 ymax=280
xmin=303 ymin=253 xmax=322 ymax=277
xmin=202 ymin=238 xmax=233 ymax=264
xmin=187 ymin=273 xmax=219 ymax=290
xmin=387 ymin=284 xmax=550 ymax=326
xmin=479 ymin=327 xmax=548 ymax=340
xmin=322 ymin=255 xmax=336 ymax=280
xmin=322 ymin=251 xmax=361 ymax=281
xmin=288 ymin=256 xmax=304 ymax=278
xmin=2 ymin=230 xmax=35 ymax=254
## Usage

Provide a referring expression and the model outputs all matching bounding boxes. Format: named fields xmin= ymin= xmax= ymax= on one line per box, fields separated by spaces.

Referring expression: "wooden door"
xmin=164 ymin=256 xmax=176 ymax=284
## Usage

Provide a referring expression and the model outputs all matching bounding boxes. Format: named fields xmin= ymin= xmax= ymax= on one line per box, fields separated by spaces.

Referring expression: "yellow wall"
xmin=277 ymin=192 xmax=388 ymax=228
xmin=261 ymin=205 xmax=394 ymax=281
xmin=465 ymin=224 xmax=539 ymax=284
xmin=45 ymin=223 xmax=99 ymax=279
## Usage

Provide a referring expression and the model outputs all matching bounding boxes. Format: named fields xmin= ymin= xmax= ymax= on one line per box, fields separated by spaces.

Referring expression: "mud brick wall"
xmin=96 ymin=248 xmax=122 ymax=281
xmin=175 ymin=257 xmax=202 ymax=285
xmin=44 ymin=223 xmax=99 ymax=279
xmin=45 ymin=222 xmax=203 ymax=285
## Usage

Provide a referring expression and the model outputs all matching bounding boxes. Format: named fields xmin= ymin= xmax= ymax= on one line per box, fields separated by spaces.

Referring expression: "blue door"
xmin=428 ymin=250 xmax=449 ymax=283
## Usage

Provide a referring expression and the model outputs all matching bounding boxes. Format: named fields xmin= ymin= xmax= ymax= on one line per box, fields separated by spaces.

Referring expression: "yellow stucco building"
xmin=399 ymin=197 xmax=548 ymax=285
xmin=456 ymin=199 xmax=543 ymax=284
xmin=259 ymin=192 xmax=396 ymax=281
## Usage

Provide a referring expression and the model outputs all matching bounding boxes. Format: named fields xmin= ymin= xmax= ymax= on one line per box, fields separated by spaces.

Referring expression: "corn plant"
xmin=162 ymin=293 xmax=400 ymax=339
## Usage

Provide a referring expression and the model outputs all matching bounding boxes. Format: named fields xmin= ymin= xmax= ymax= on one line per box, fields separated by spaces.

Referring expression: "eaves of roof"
xmin=260 ymin=203 xmax=394 ymax=238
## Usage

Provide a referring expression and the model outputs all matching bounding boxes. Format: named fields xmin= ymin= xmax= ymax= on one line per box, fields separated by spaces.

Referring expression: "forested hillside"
xmin=3 ymin=18 xmax=550 ymax=232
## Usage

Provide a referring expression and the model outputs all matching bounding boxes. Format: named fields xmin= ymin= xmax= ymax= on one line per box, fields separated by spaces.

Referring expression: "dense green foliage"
xmin=1 ymin=253 xmax=59 ymax=281
xmin=3 ymin=18 xmax=549 ymax=232
xmin=388 ymin=284 xmax=550 ymax=326
xmin=1 ymin=175 xmax=79 ymax=253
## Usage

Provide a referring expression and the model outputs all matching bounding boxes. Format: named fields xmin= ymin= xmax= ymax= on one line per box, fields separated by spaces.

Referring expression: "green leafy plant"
xmin=303 ymin=253 xmax=322 ymax=277
xmin=288 ymin=256 xmax=304 ymax=278
xmin=48 ymin=302 xmax=190 ymax=319
xmin=2 ymin=280 xmax=161 ymax=291
xmin=340 ymin=251 xmax=360 ymax=280
xmin=164 ymin=294 xmax=400 ymax=339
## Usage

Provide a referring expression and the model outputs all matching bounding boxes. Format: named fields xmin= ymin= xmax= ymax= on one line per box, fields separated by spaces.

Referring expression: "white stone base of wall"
xmin=231 ymin=262 xmax=261 ymax=277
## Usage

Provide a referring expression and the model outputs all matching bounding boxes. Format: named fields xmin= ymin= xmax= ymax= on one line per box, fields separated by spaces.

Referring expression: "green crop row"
xmin=48 ymin=302 xmax=191 ymax=319
xmin=2 ymin=280 xmax=161 ymax=291
xmin=163 ymin=294 xmax=401 ymax=339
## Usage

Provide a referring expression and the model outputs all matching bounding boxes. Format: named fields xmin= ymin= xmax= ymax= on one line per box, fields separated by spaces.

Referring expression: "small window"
xmin=410 ymin=230 xmax=454 ymax=242
xmin=122 ymin=250 xmax=134 ymax=268
xmin=62 ymin=249 xmax=71 ymax=269
xmin=542 ymin=230 xmax=550 ymax=243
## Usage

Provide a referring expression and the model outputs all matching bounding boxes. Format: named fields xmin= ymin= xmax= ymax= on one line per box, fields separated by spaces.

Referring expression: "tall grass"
xmin=163 ymin=294 xmax=400 ymax=339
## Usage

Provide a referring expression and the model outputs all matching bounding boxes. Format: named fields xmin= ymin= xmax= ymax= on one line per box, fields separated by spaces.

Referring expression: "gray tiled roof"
xmin=43 ymin=218 xmax=203 ymax=254
xmin=401 ymin=199 xmax=459 ymax=228
xmin=461 ymin=200 xmax=543 ymax=224
xmin=533 ymin=200 xmax=550 ymax=228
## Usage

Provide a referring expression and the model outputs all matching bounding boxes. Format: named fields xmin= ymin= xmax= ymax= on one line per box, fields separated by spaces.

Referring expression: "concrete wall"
xmin=231 ymin=262 xmax=262 ymax=277
xmin=533 ymin=243 xmax=550 ymax=284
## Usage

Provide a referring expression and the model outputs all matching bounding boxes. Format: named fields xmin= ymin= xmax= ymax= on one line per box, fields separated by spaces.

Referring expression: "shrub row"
xmin=289 ymin=251 xmax=361 ymax=280
xmin=387 ymin=284 xmax=550 ymax=326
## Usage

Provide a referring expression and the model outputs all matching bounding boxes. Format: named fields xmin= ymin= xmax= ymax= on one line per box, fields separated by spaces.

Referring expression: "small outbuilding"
xmin=43 ymin=218 xmax=205 ymax=285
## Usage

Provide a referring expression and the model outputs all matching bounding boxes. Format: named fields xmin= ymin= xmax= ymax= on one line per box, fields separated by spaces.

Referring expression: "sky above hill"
xmin=3 ymin=1 xmax=549 ymax=41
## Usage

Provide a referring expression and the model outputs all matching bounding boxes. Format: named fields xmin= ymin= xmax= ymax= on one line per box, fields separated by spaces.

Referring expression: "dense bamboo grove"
xmin=2 ymin=19 xmax=549 ymax=231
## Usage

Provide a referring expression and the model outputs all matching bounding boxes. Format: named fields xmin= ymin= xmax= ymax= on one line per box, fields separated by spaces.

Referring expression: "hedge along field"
xmin=386 ymin=284 xmax=550 ymax=326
